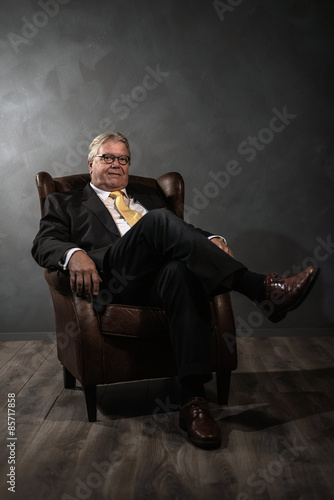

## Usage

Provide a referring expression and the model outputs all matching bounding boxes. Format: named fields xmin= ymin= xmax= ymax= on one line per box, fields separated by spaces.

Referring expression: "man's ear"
xmin=88 ymin=161 xmax=93 ymax=174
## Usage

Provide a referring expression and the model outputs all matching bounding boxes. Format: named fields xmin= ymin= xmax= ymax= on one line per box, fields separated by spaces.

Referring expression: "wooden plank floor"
xmin=0 ymin=336 xmax=333 ymax=500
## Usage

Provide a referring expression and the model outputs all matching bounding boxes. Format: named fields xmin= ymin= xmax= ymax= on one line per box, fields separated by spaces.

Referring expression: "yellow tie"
xmin=109 ymin=191 xmax=143 ymax=226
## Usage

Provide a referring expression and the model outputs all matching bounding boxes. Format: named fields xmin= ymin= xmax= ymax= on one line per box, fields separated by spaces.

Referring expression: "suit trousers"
xmin=100 ymin=209 xmax=245 ymax=382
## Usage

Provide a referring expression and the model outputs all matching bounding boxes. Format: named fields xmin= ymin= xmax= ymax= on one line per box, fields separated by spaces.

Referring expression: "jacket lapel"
xmin=82 ymin=184 xmax=120 ymax=236
xmin=127 ymin=182 xmax=166 ymax=211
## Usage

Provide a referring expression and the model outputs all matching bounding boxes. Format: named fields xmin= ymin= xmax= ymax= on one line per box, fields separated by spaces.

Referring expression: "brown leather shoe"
xmin=259 ymin=265 xmax=320 ymax=323
xmin=179 ymin=396 xmax=222 ymax=450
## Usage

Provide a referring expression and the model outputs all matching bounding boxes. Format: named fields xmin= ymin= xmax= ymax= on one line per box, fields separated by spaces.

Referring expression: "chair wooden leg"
xmin=63 ymin=366 xmax=76 ymax=389
xmin=84 ymin=385 xmax=97 ymax=422
xmin=216 ymin=369 xmax=232 ymax=405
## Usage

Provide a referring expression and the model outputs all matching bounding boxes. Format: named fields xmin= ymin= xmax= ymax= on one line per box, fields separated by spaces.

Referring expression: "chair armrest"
xmin=44 ymin=268 xmax=71 ymax=295
xmin=44 ymin=269 xmax=105 ymax=385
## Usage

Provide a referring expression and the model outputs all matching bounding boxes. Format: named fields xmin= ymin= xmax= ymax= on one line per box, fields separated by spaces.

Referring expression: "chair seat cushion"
xmin=100 ymin=304 xmax=169 ymax=339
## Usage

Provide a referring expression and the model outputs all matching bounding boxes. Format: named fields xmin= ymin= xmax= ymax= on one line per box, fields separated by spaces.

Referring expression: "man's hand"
xmin=211 ymin=237 xmax=235 ymax=258
xmin=68 ymin=251 xmax=102 ymax=297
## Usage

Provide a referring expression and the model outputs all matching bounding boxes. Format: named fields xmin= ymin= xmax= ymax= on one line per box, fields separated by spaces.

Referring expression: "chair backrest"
xmin=35 ymin=171 xmax=185 ymax=219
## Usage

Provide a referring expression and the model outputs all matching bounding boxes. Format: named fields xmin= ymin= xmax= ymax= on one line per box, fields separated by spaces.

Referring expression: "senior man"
xmin=32 ymin=131 xmax=319 ymax=449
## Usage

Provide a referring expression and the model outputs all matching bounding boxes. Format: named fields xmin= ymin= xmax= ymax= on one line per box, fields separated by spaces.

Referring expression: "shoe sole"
xmin=179 ymin=417 xmax=222 ymax=450
xmin=269 ymin=267 xmax=320 ymax=323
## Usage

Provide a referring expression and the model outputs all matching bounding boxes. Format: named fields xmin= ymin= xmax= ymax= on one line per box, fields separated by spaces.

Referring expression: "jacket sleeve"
xmin=31 ymin=194 xmax=80 ymax=270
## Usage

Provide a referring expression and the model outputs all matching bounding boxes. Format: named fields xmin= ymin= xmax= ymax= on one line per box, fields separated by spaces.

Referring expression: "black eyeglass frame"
xmin=95 ymin=154 xmax=130 ymax=165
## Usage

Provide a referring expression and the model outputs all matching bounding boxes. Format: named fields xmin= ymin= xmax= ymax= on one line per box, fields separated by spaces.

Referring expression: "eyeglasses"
xmin=95 ymin=154 xmax=130 ymax=166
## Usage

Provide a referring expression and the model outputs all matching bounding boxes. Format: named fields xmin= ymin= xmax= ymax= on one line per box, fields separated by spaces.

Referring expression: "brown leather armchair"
xmin=35 ymin=171 xmax=237 ymax=421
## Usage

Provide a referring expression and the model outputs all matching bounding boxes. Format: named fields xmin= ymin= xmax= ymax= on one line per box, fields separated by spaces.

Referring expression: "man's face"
xmin=89 ymin=140 xmax=130 ymax=191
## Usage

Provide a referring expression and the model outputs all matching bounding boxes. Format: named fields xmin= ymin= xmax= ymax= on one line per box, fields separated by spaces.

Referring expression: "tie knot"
xmin=109 ymin=191 xmax=123 ymax=199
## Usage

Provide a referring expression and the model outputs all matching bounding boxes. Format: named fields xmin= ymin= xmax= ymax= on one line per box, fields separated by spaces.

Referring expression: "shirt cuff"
xmin=208 ymin=235 xmax=227 ymax=245
xmin=61 ymin=248 xmax=86 ymax=270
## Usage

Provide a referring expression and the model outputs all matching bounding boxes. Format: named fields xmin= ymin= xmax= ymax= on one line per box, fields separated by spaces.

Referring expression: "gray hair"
xmin=88 ymin=132 xmax=131 ymax=163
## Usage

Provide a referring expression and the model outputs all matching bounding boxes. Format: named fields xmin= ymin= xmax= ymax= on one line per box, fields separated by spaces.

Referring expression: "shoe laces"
xmin=269 ymin=273 xmax=285 ymax=283
xmin=184 ymin=398 xmax=211 ymax=420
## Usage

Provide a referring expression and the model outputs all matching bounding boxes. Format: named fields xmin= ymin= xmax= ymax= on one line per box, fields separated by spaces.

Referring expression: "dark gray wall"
xmin=1 ymin=0 xmax=333 ymax=336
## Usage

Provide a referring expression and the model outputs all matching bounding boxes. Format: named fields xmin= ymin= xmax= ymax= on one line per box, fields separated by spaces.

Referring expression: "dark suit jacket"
xmin=32 ymin=182 xmax=212 ymax=273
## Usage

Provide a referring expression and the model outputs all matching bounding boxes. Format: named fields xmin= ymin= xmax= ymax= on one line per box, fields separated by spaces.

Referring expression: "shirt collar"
xmin=90 ymin=182 xmax=129 ymax=201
